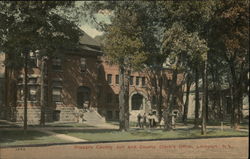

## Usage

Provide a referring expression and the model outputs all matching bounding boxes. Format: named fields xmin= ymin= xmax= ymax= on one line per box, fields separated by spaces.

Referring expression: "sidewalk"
xmin=38 ymin=129 xmax=87 ymax=142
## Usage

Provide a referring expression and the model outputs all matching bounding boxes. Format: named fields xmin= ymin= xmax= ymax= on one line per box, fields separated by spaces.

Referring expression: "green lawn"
xmin=53 ymin=128 xmax=249 ymax=142
xmin=0 ymin=130 xmax=66 ymax=147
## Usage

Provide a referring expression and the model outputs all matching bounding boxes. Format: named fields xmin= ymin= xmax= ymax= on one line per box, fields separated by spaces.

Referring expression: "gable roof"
xmin=79 ymin=30 xmax=101 ymax=47
xmin=74 ymin=30 xmax=102 ymax=56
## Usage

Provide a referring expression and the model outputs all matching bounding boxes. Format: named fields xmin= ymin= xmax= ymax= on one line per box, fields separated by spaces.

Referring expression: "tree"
xmin=182 ymin=73 xmax=193 ymax=124
xmin=103 ymin=8 xmax=147 ymax=131
xmin=162 ymin=22 xmax=208 ymax=130
xmin=83 ymin=1 xmax=154 ymax=131
xmin=209 ymin=0 xmax=249 ymax=129
xmin=0 ymin=1 xmax=82 ymax=130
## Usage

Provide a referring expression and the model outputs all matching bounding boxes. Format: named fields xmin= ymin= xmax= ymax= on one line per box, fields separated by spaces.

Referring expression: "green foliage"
xmin=0 ymin=1 xmax=81 ymax=68
xmin=103 ymin=9 xmax=147 ymax=70
xmin=83 ymin=1 xmax=160 ymax=68
xmin=162 ymin=22 xmax=208 ymax=70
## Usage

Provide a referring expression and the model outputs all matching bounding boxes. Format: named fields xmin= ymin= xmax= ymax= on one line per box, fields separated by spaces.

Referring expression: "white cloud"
xmin=80 ymin=25 xmax=103 ymax=38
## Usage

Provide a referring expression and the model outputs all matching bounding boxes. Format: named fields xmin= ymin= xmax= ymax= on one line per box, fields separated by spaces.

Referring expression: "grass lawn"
xmin=0 ymin=130 xmax=66 ymax=147
xmin=53 ymin=128 xmax=249 ymax=142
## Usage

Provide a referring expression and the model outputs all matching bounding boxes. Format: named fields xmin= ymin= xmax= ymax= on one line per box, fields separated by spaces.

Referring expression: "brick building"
xmin=99 ymin=59 xmax=184 ymax=122
xmin=3 ymin=31 xmax=184 ymax=124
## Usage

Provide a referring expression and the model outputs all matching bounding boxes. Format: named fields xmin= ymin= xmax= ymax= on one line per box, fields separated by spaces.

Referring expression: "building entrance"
xmin=131 ymin=93 xmax=144 ymax=110
xmin=77 ymin=86 xmax=91 ymax=109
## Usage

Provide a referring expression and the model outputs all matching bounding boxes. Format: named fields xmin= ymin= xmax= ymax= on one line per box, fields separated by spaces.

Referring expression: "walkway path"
xmin=37 ymin=129 xmax=87 ymax=142
xmin=84 ymin=122 xmax=118 ymax=129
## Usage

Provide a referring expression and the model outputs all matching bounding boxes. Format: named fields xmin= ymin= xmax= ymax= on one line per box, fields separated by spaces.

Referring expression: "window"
xmin=136 ymin=77 xmax=140 ymax=86
xmin=115 ymin=111 xmax=119 ymax=120
xmin=107 ymin=74 xmax=112 ymax=84
xmin=106 ymin=93 xmax=112 ymax=103
xmin=53 ymin=110 xmax=61 ymax=121
xmin=142 ymin=77 xmax=146 ymax=86
xmin=97 ymin=66 xmax=102 ymax=80
xmin=80 ymin=58 xmax=86 ymax=73
xmin=115 ymin=94 xmax=119 ymax=103
xmin=97 ymin=86 xmax=102 ymax=99
xmin=18 ymin=85 xmax=24 ymax=101
xmin=17 ymin=77 xmax=38 ymax=101
xmin=152 ymin=95 xmax=157 ymax=105
xmin=28 ymin=77 xmax=37 ymax=84
xmin=52 ymin=80 xmax=62 ymax=102
xmin=52 ymin=58 xmax=62 ymax=71
xmin=28 ymin=85 xmax=37 ymax=101
xmin=18 ymin=78 xmax=23 ymax=84
xmin=130 ymin=76 xmax=134 ymax=85
xmin=115 ymin=75 xmax=119 ymax=84
xmin=29 ymin=52 xmax=37 ymax=68
xmin=52 ymin=88 xmax=62 ymax=102
xmin=52 ymin=81 xmax=62 ymax=87
xmin=107 ymin=111 xmax=113 ymax=120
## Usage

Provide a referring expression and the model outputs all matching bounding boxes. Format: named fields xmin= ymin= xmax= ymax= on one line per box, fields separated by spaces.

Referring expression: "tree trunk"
xmin=4 ymin=64 xmax=9 ymax=120
xmin=194 ymin=67 xmax=200 ymax=128
xmin=164 ymin=69 xmax=178 ymax=130
xmin=182 ymin=74 xmax=191 ymax=124
xmin=229 ymin=61 xmax=240 ymax=129
xmin=205 ymin=78 xmax=209 ymax=121
xmin=119 ymin=66 xmax=129 ymax=131
xmin=201 ymin=61 xmax=207 ymax=135
xmin=23 ymin=50 xmax=28 ymax=131
xmin=230 ymin=83 xmax=235 ymax=128
xmin=40 ymin=57 xmax=46 ymax=126
xmin=158 ymin=71 xmax=163 ymax=121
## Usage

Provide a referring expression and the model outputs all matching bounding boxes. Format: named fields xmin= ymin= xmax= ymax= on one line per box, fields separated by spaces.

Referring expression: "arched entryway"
xmin=129 ymin=91 xmax=151 ymax=121
xmin=77 ymin=86 xmax=91 ymax=109
xmin=131 ymin=93 xmax=144 ymax=110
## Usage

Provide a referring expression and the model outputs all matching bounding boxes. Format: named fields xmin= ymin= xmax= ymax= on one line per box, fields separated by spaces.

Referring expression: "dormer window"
xmin=80 ymin=58 xmax=86 ymax=73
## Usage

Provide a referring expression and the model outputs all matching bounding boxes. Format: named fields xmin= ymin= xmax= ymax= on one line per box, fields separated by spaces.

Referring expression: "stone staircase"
xmin=74 ymin=107 xmax=117 ymax=129
xmin=82 ymin=108 xmax=106 ymax=125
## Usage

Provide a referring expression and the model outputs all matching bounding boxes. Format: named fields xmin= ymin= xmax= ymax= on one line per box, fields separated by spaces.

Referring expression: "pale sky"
xmin=76 ymin=2 xmax=111 ymax=38
xmin=80 ymin=25 xmax=103 ymax=38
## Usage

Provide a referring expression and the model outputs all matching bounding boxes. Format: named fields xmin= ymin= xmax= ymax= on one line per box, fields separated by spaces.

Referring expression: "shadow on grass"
xmin=0 ymin=121 xmax=21 ymax=128
xmin=0 ymin=130 xmax=54 ymax=145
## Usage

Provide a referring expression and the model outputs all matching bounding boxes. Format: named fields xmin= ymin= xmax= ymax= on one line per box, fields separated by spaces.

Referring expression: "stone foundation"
xmin=54 ymin=106 xmax=77 ymax=122
xmin=15 ymin=107 xmax=53 ymax=124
